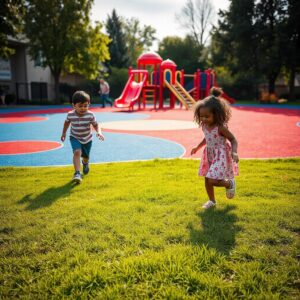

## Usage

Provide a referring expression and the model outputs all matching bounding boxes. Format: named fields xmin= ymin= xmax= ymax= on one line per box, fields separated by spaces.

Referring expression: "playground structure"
xmin=114 ymin=52 xmax=235 ymax=110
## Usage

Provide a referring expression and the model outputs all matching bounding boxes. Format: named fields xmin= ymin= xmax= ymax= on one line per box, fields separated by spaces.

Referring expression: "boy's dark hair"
xmin=72 ymin=91 xmax=90 ymax=104
xmin=194 ymin=86 xmax=231 ymax=126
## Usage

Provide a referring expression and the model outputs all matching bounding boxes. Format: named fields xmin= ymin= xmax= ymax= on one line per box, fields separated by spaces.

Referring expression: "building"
xmin=0 ymin=36 xmax=56 ymax=103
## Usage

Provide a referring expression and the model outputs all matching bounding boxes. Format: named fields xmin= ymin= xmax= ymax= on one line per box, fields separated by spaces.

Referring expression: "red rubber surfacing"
xmin=0 ymin=116 xmax=47 ymax=123
xmin=106 ymin=106 xmax=300 ymax=159
xmin=0 ymin=141 xmax=62 ymax=155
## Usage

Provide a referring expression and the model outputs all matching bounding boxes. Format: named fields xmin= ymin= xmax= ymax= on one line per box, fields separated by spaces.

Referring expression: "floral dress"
xmin=199 ymin=125 xmax=239 ymax=180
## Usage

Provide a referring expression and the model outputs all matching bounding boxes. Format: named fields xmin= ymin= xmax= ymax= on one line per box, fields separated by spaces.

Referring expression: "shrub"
xmin=107 ymin=67 xmax=129 ymax=99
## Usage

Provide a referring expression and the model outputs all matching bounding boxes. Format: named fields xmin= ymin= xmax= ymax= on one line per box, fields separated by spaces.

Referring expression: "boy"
xmin=61 ymin=91 xmax=105 ymax=183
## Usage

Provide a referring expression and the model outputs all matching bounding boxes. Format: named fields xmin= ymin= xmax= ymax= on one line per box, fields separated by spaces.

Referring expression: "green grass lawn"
xmin=0 ymin=159 xmax=299 ymax=299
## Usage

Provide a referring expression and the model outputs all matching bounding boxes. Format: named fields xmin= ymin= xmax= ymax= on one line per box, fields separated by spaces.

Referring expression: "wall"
xmin=25 ymin=49 xmax=55 ymax=101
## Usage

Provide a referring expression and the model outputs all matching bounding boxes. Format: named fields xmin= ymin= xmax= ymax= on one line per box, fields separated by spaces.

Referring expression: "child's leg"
xmin=205 ymin=177 xmax=216 ymax=202
xmin=207 ymin=178 xmax=231 ymax=188
xmin=81 ymin=141 xmax=92 ymax=164
xmin=70 ymin=137 xmax=82 ymax=173
xmin=81 ymin=141 xmax=92 ymax=174
xmin=73 ymin=149 xmax=81 ymax=172
xmin=203 ymin=178 xmax=234 ymax=207
xmin=207 ymin=178 xmax=236 ymax=200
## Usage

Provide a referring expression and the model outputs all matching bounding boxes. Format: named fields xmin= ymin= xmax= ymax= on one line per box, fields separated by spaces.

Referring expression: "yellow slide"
xmin=164 ymin=80 xmax=197 ymax=110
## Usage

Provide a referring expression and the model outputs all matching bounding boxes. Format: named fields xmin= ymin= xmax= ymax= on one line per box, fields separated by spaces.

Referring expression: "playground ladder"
xmin=173 ymin=83 xmax=195 ymax=109
xmin=142 ymin=86 xmax=156 ymax=105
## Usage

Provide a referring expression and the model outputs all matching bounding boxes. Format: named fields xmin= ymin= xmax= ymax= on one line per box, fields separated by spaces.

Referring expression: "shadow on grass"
xmin=189 ymin=205 xmax=241 ymax=255
xmin=18 ymin=181 xmax=77 ymax=210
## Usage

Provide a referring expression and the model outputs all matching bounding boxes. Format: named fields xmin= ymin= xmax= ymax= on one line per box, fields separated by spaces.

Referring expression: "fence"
xmin=16 ymin=82 xmax=51 ymax=104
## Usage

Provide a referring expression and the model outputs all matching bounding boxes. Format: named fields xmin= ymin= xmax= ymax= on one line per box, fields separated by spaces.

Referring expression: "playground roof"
xmin=161 ymin=59 xmax=177 ymax=68
xmin=137 ymin=52 xmax=163 ymax=65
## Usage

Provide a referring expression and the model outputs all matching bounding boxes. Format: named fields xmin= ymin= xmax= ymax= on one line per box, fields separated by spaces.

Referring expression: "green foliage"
xmin=0 ymin=0 xmax=25 ymax=58
xmin=211 ymin=0 xmax=295 ymax=94
xmin=0 ymin=159 xmax=299 ymax=298
xmin=106 ymin=9 xmax=129 ymax=68
xmin=123 ymin=18 xmax=156 ymax=67
xmin=24 ymin=0 xmax=110 ymax=102
xmin=280 ymin=0 xmax=300 ymax=99
xmin=283 ymin=0 xmax=300 ymax=67
xmin=59 ymin=79 xmax=100 ymax=104
xmin=214 ymin=67 xmax=235 ymax=86
xmin=107 ymin=67 xmax=129 ymax=98
xmin=25 ymin=0 xmax=93 ymax=76
xmin=158 ymin=35 xmax=207 ymax=73
xmin=63 ymin=22 xmax=110 ymax=80
xmin=255 ymin=0 xmax=288 ymax=92
xmin=214 ymin=66 xmax=259 ymax=100
xmin=211 ymin=0 xmax=261 ymax=86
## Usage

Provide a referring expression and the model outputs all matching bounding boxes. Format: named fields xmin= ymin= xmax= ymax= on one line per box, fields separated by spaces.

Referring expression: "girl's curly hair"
xmin=193 ymin=87 xmax=232 ymax=126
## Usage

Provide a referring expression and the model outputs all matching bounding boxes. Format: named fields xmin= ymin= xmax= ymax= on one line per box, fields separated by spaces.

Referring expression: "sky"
xmin=91 ymin=0 xmax=230 ymax=50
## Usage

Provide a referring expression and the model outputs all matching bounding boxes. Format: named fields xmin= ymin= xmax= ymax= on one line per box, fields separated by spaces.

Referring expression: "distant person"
xmin=0 ymin=88 xmax=6 ymax=105
xmin=191 ymin=87 xmax=239 ymax=209
xmin=99 ymin=78 xmax=112 ymax=107
xmin=61 ymin=91 xmax=105 ymax=183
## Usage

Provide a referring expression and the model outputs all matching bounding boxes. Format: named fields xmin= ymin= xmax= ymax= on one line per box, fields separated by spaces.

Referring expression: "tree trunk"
xmin=288 ymin=67 xmax=295 ymax=100
xmin=53 ymin=73 xmax=60 ymax=104
xmin=268 ymin=74 xmax=277 ymax=94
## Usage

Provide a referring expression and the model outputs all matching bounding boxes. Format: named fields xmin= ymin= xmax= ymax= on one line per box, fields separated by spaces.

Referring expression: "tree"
xmin=24 ymin=0 xmax=110 ymax=103
xmin=177 ymin=0 xmax=215 ymax=47
xmin=0 ymin=0 xmax=25 ymax=57
xmin=106 ymin=9 xmax=129 ymax=68
xmin=123 ymin=17 xmax=156 ymax=66
xmin=64 ymin=22 xmax=110 ymax=79
xmin=255 ymin=0 xmax=288 ymax=93
xmin=158 ymin=35 xmax=206 ymax=73
xmin=211 ymin=0 xmax=259 ymax=76
xmin=211 ymin=0 xmax=290 ymax=94
xmin=283 ymin=0 xmax=300 ymax=99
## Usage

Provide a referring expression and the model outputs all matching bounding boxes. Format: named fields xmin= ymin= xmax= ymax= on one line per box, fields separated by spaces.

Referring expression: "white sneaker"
xmin=226 ymin=179 xmax=236 ymax=199
xmin=72 ymin=172 xmax=82 ymax=184
xmin=202 ymin=200 xmax=216 ymax=209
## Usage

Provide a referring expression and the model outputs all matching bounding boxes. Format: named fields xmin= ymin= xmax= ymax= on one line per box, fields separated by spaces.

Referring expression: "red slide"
xmin=114 ymin=70 xmax=148 ymax=109
xmin=221 ymin=92 xmax=235 ymax=104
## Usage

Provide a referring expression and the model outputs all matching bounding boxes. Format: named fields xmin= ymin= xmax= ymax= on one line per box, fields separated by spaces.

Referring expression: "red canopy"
xmin=137 ymin=52 xmax=163 ymax=65
xmin=161 ymin=59 xmax=177 ymax=68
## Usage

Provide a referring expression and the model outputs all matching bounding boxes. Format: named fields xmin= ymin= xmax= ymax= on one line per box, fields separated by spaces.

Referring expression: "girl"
xmin=191 ymin=87 xmax=239 ymax=209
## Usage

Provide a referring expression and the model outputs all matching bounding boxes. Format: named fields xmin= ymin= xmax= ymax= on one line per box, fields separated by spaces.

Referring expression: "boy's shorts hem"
xmin=70 ymin=136 xmax=92 ymax=159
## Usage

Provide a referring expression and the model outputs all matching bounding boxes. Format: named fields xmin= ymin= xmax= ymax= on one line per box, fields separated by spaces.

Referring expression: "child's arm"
xmin=61 ymin=121 xmax=70 ymax=142
xmin=219 ymin=126 xmax=239 ymax=162
xmin=92 ymin=123 xmax=105 ymax=141
xmin=191 ymin=138 xmax=206 ymax=155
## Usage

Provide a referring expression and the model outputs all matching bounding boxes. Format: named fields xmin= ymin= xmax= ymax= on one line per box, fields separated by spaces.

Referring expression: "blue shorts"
xmin=70 ymin=136 xmax=92 ymax=159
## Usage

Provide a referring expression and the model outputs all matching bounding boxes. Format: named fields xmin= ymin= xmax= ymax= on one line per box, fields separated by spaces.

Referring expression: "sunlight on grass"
xmin=0 ymin=159 xmax=299 ymax=298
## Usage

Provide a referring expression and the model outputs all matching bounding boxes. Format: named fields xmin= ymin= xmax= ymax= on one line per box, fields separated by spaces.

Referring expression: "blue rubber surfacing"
xmin=0 ymin=108 xmax=185 ymax=166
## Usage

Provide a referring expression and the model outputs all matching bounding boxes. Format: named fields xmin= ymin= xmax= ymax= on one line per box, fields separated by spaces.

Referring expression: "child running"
xmin=61 ymin=91 xmax=105 ymax=183
xmin=191 ymin=87 xmax=239 ymax=209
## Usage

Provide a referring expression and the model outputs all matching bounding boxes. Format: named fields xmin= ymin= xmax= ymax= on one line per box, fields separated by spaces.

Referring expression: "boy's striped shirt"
xmin=66 ymin=110 xmax=97 ymax=144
